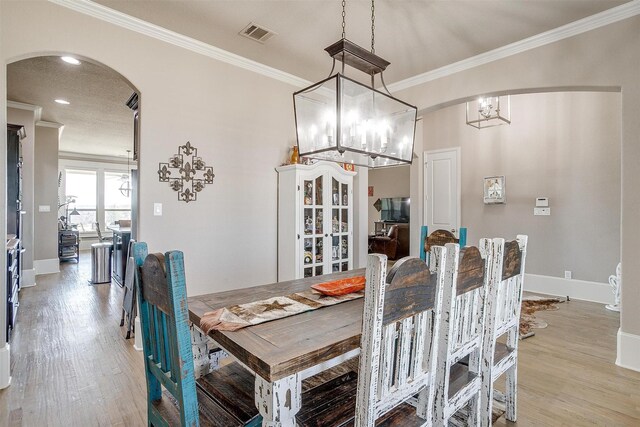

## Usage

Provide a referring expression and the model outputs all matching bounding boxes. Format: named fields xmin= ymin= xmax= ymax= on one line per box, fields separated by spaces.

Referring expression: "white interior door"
xmin=424 ymin=148 xmax=461 ymax=237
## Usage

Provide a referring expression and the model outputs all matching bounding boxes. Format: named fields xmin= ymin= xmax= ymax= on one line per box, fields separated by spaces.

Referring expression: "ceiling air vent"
xmin=239 ymin=22 xmax=277 ymax=44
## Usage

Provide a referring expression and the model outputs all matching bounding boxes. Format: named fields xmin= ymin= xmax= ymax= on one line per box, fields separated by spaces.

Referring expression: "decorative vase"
xmin=290 ymin=145 xmax=300 ymax=164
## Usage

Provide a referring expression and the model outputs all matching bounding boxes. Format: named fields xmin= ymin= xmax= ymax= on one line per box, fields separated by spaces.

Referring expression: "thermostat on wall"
xmin=536 ymin=197 xmax=549 ymax=207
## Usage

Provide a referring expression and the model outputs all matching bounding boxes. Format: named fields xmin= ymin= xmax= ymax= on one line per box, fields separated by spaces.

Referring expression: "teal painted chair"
xmin=419 ymin=226 xmax=467 ymax=263
xmin=133 ymin=242 xmax=261 ymax=427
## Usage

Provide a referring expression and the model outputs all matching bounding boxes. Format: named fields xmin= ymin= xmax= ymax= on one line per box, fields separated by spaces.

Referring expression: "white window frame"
xmin=103 ymin=169 xmax=133 ymax=226
xmin=59 ymin=158 xmax=135 ymax=238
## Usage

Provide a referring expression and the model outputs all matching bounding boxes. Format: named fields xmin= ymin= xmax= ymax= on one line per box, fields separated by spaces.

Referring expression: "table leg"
xmin=255 ymin=373 xmax=301 ymax=427
xmin=190 ymin=324 xmax=220 ymax=379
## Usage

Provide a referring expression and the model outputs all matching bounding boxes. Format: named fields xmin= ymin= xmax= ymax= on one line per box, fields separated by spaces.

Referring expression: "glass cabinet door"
xmin=331 ymin=178 xmax=350 ymax=273
xmin=302 ymin=176 xmax=325 ymax=278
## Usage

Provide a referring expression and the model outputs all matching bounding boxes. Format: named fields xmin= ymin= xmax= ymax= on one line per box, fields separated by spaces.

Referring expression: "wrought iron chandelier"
xmin=119 ymin=150 xmax=132 ymax=197
xmin=466 ymin=95 xmax=511 ymax=129
xmin=293 ymin=0 xmax=417 ymax=168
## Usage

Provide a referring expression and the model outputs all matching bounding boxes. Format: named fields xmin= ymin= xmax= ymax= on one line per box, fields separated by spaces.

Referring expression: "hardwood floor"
xmin=1 ymin=256 xmax=639 ymax=426
xmin=0 ymin=253 xmax=147 ymax=426
xmin=492 ymin=295 xmax=640 ymax=426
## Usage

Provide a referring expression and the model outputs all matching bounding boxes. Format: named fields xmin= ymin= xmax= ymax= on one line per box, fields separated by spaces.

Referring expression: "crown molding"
xmin=36 ymin=120 xmax=63 ymax=129
xmin=37 ymin=120 xmax=65 ymax=139
xmin=48 ymin=0 xmax=311 ymax=88
xmin=387 ymin=0 xmax=640 ymax=92
xmin=7 ymin=101 xmax=43 ymax=121
xmin=49 ymin=0 xmax=640 ymax=94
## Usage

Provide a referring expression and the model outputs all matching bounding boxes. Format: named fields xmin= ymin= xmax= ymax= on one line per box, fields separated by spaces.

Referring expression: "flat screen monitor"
xmin=380 ymin=197 xmax=410 ymax=223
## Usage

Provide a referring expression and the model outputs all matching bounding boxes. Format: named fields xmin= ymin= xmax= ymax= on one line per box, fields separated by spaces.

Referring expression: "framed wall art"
xmin=484 ymin=175 xmax=506 ymax=204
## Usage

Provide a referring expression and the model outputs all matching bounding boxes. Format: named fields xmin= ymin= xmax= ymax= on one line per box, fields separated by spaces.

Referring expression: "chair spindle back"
xmin=355 ymin=252 xmax=450 ymax=427
xmin=449 ymin=245 xmax=488 ymax=356
xmin=133 ymin=242 xmax=199 ymax=426
xmin=479 ymin=235 xmax=528 ymax=425
xmin=433 ymin=240 xmax=493 ymax=426
xmin=493 ymin=236 xmax=528 ymax=336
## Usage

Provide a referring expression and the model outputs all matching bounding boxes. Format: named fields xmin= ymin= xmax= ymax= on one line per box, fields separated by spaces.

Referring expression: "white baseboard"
xmin=34 ymin=258 xmax=60 ymax=275
xmin=21 ymin=269 xmax=36 ymax=288
xmin=0 ymin=343 xmax=11 ymax=389
xmin=524 ymin=273 xmax=613 ymax=305
xmin=616 ymin=329 xmax=640 ymax=372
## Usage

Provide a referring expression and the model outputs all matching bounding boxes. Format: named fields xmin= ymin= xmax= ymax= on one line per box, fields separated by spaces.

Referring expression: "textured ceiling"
xmin=95 ymin=0 xmax=628 ymax=83
xmin=7 ymin=56 xmax=135 ymax=158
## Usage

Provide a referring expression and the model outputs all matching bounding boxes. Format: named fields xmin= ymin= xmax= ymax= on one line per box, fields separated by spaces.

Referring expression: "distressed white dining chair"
xmin=297 ymin=251 xmax=453 ymax=427
xmin=433 ymin=240 xmax=494 ymax=426
xmin=479 ymin=235 xmax=528 ymax=425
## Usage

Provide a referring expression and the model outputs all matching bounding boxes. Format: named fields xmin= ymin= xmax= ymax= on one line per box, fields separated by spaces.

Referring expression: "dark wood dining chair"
xmin=297 ymin=251 xmax=454 ymax=426
xmin=132 ymin=242 xmax=261 ymax=427
xmin=419 ymin=226 xmax=468 ymax=265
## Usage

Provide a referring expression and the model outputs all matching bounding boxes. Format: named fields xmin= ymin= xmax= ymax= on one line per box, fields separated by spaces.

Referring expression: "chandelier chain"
xmin=341 ymin=0 xmax=346 ymax=39
xmin=371 ymin=0 xmax=375 ymax=54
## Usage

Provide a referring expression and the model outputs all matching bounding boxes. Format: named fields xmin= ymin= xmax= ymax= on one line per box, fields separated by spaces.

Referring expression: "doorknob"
xmin=450 ymin=228 xmax=456 ymax=233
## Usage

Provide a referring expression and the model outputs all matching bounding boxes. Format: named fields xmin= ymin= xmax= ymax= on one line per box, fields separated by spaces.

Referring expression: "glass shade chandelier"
xmin=466 ymin=95 xmax=511 ymax=129
xmin=293 ymin=0 xmax=417 ymax=168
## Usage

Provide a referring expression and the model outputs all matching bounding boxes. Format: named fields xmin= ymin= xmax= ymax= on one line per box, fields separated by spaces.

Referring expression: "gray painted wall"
xmin=395 ymin=15 xmax=640 ymax=338
xmin=1 ymin=1 xmax=373 ymax=298
xmin=34 ymin=125 xmax=60 ymax=262
xmin=2 ymin=1 xmax=640 ymax=358
xmin=422 ymin=91 xmax=621 ymax=284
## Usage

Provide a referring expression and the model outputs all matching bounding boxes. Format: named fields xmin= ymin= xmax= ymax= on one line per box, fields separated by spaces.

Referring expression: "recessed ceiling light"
xmin=61 ymin=56 xmax=81 ymax=65
xmin=55 ymin=99 xmax=70 ymax=105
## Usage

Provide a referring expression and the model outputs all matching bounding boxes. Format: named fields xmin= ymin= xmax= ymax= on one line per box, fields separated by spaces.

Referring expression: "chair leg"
xmin=468 ymin=392 xmax=481 ymax=427
xmin=480 ymin=375 xmax=494 ymax=427
xmin=505 ymin=325 xmax=519 ymax=422
xmin=505 ymin=363 xmax=517 ymax=421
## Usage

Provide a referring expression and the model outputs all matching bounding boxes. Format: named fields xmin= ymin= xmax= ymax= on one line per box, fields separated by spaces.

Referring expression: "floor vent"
xmin=239 ymin=22 xmax=277 ymax=43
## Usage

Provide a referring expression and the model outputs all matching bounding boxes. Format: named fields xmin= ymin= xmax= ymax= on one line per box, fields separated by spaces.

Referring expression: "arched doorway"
xmin=3 ymin=53 xmax=141 ymax=353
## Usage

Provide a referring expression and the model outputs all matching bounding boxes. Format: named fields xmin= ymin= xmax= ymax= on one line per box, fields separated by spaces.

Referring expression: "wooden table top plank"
xmin=188 ymin=269 xmax=366 ymax=381
xmin=188 ymin=269 xmax=365 ymax=316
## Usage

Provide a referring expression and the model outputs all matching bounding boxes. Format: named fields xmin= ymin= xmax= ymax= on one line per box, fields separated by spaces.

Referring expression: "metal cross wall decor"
xmin=158 ymin=141 xmax=215 ymax=203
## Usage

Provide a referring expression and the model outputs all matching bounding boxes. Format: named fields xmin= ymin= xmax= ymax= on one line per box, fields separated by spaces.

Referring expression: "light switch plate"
xmin=154 ymin=203 xmax=162 ymax=216
xmin=534 ymin=207 xmax=551 ymax=216
xmin=38 ymin=205 xmax=51 ymax=212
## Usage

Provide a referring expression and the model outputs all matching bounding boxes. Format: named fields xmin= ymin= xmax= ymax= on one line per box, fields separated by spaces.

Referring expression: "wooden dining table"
xmin=188 ymin=268 xmax=366 ymax=427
